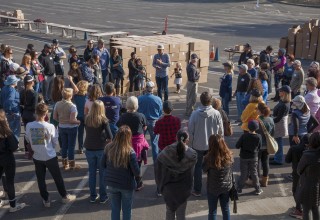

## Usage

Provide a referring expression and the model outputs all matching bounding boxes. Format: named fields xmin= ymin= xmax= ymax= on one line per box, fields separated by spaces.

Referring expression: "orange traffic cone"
xmin=209 ymin=44 xmax=215 ymax=61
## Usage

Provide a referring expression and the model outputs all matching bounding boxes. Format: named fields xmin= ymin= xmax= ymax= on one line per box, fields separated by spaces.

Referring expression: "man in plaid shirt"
xmin=154 ymin=101 xmax=181 ymax=151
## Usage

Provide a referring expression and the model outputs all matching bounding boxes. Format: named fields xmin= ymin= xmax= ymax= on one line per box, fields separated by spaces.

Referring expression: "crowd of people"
xmin=0 ymin=39 xmax=319 ymax=220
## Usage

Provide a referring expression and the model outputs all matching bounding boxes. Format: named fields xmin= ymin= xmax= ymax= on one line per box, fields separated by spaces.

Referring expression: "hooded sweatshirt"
xmin=155 ymin=143 xmax=197 ymax=211
xmin=188 ymin=105 xmax=224 ymax=151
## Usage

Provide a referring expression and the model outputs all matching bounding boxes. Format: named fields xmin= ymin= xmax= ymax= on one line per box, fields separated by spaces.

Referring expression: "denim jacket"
xmin=0 ymin=85 xmax=20 ymax=114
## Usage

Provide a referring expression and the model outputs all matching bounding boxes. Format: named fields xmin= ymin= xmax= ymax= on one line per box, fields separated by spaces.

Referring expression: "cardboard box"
xmin=316 ymin=45 xmax=320 ymax=61
xmin=302 ymin=44 xmax=310 ymax=59
xmin=190 ymin=40 xmax=209 ymax=51
xmin=169 ymin=44 xmax=180 ymax=53
xmin=295 ymin=43 xmax=303 ymax=58
xmin=288 ymin=25 xmax=300 ymax=42
xmin=235 ymin=45 xmax=244 ymax=52
xmin=310 ymin=19 xmax=319 ymax=27
xmin=279 ymin=37 xmax=288 ymax=49
xmin=113 ymin=46 xmax=135 ymax=59
xmin=199 ymin=57 xmax=210 ymax=67
xmin=296 ymin=31 xmax=303 ymax=43
xmin=287 ymin=40 xmax=295 ymax=55
xmin=134 ymin=46 xmax=148 ymax=57
xmin=302 ymin=22 xmax=312 ymax=33
xmin=146 ymin=55 xmax=154 ymax=66
xmin=169 ymin=53 xmax=179 ymax=62
xmin=178 ymin=52 xmax=188 ymax=61
xmin=308 ymin=26 xmax=320 ymax=60
xmin=179 ymin=43 xmax=189 ymax=52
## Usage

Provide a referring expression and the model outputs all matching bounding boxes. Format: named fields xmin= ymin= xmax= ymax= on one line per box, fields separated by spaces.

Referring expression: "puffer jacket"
xmin=202 ymin=159 xmax=232 ymax=195
xmin=0 ymin=134 xmax=18 ymax=158
xmin=296 ymin=148 xmax=320 ymax=208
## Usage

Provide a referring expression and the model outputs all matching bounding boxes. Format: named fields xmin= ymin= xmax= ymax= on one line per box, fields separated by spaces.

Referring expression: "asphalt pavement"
xmin=0 ymin=0 xmax=319 ymax=219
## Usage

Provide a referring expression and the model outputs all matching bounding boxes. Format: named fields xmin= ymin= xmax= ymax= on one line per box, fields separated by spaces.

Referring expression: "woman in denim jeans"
xmin=203 ymin=134 xmax=233 ymax=220
xmin=84 ymin=100 xmax=112 ymax=203
xmin=219 ymin=61 xmax=233 ymax=115
xmin=103 ymin=126 xmax=140 ymax=220
xmin=53 ymin=88 xmax=80 ymax=170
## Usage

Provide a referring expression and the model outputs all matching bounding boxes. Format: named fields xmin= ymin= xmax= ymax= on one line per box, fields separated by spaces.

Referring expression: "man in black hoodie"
xmin=38 ymin=43 xmax=55 ymax=103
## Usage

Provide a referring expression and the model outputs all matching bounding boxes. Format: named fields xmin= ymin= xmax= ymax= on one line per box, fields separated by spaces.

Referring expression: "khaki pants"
xmin=185 ymin=81 xmax=198 ymax=116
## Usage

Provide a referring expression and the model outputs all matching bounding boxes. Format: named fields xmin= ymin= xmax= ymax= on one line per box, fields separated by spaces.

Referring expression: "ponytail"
xmin=176 ymin=129 xmax=189 ymax=162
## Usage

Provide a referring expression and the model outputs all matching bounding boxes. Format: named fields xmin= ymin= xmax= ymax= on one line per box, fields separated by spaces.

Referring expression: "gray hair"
xmin=305 ymin=77 xmax=318 ymax=88
xmin=126 ymin=96 xmax=139 ymax=111
xmin=247 ymin=59 xmax=255 ymax=66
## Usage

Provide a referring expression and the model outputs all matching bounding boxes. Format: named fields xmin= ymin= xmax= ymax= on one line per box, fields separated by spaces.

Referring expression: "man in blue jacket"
xmin=152 ymin=45 xmax=170 ymax=101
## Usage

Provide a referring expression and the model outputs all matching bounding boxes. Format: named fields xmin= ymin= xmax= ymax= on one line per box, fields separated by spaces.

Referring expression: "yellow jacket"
xmin=241 ymin=102 xmax=260 ymax=131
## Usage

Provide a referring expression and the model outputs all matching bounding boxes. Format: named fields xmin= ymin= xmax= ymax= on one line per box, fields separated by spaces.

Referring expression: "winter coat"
xmin=155 ymin=143 xmax=197 ymax=211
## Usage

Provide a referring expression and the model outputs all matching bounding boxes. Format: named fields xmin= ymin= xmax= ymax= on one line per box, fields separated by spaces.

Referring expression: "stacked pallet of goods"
xmin=279 ymin=19 xmax=320 ymax=61
xmin=109 ymin=34 xmax=209 ymax=94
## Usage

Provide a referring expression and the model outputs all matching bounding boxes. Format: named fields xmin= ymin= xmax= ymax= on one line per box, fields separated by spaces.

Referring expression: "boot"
xmin=68 ymin=160 xmax=81 ymax=170
xmin=115 ymin=88 xmax=120 ymax=96
xmin=261 ymin=176 xmax=269 ymax=187
xmin=62 ymin=158 xmax=70 ymax=171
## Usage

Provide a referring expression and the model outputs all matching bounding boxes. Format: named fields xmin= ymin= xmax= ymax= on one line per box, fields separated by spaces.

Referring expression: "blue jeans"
xmin=85 ymin=150 xmax=107 ymax=201
xmin=274 ymin=137 xmax=283 ymax=164
xmin=236 ymin=92 xmax=246 ymax=120
xmin=193 ymin=149 xmax=207 ymax=193
xmin=156 ymin=76 xmax=169 ymax=101
xmin=6 ymin=113 xmax=21 ymax=141
xmin=102 ymin=69 xmax=109 ymax=87
xmin=107 ymin=186 xmax=134 ymax=220
xmin=145 ymin=119 xmax=159 ymax=163
xmin=221 ymin=94 xmax=230 ymax=115
xmin=33 ymin=82 xmax=40 ymax=93
xmin=59 ymin=127 xmax=78 ymax=160
xmin=77 ymin=117 xmax=85 ymax=151
xmin=207 ymin=192 xmax=230 ymax=220
xmin=109 ymin=123 xmax=118 ymax=139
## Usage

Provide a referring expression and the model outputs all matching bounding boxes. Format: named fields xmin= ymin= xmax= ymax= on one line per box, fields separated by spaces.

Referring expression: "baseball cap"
xmin=98 ymin=38 xmax=104 ymax=44
xmin=238 ymin=64 xmax=248 ymax=71
xmin=248 ymin=120 xmax=259 ymax=132
xmin=191 ymin=53 xmax=198 ymax=59
xmin=292 ymin=95 xmax=306 ymax=110
xmin=163 ymin=100 xmax=173 ymax=112
xmin=24 ymin=75 xmax=34 ymax=84
xmin=16 ymin=67 xmax=28 ymax=76
xmin=244 ymin=43 xmax=251 ymax=48
xmin=293 ymin=60 xmax=301 ymax=66
xmin=279 ymin=48 xmax=286 ymax=54
xmin=52 ymin=39 xmax=59 ymax=44
xmin=44 ymin=43 xmax=52 ymax=49
xmin=278 ymin=85 xmax=291 ymax=93
xmin=157 ymin=45 xmax=164 ymax=50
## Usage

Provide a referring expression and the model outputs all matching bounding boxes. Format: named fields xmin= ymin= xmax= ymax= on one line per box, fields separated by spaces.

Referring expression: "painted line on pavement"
xmin=0 ymin=175 xmax=37 ymax=219
xmin=52 ymin=172 xmax=89 ymax=220
xmin=273 ymin=173 xmax=288 ymax=197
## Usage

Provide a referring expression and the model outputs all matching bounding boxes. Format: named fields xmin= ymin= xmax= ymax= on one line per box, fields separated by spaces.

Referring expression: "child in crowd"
xmin=84 ymin=84 xmax=102 ymax=115
xmin=236 ymin=120 xmax=263 ymax=195
xmin=73 ymin=80 xmax=89 ymax=154
xmin=170 ymin=63 xmax=182 ymax=93
xmin=135 ymin=58 xmax=146 ymax=91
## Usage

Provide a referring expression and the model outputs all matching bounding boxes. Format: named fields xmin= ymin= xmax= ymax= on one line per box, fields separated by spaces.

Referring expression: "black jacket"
xmin=273 ymin=100 xmax=290 ymax=124
xmin=238 ymin=51 xmax=253 ymax=65
xmin=38 ymin=50 xmax=55 ymax=76
xmin=0 ymin=134 xmax=18 ymax=157
xmin=296 ymin=148 xmax=320 ymax=208
xmin=202 ymin=160 xmax=232 ymax=195
xmin=84 ymin=47 xmax=93 ymax=62
xmin=259 ymin=50 xmax=270 ymax=65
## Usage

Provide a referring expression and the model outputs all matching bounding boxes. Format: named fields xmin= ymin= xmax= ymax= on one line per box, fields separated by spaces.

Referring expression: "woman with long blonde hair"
xmin=203 ymin=134 xmax=233 ymax=220
xmin=84 ymin=100 xmax=112 ymax=203
xmin=103 ymin=125 xmax=140 ymax=220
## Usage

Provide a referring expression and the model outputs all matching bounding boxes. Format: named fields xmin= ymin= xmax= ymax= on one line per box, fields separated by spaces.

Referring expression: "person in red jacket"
xmin=154 ymin=101 xmax=181 ymax=152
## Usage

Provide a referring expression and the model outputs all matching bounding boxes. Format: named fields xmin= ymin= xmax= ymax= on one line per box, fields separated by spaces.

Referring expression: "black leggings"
xmin=303 ymin=205 xmax=320 ymax=220
xmin=258 ymin=149 xmax=269 ymax=177
xmin=0 ymin=154 xmax=16 ymax=208
xmin=176 ymin=84 xmax=181 ymax=91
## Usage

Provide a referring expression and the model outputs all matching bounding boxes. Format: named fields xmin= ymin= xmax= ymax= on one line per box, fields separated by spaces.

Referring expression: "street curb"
xmin=269 ymin=0 xmax=320 ymax=8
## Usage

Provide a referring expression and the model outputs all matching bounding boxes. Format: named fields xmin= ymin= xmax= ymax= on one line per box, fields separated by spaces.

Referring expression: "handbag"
xmin=258 ymin=119 xmax=278 ymax=154
xmin=229 ymin=170 xmax=238 ymax=214
xmin=220 ymin=109 xmax=233 ymax=136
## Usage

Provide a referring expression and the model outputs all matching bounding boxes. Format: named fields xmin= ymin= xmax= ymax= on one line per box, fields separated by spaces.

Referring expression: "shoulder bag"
xmin=258 ymin=119 xmax=278 ymax=154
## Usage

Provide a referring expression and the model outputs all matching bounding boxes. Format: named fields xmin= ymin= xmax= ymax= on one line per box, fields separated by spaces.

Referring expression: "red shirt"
xmin=154 ymin=115 xmax=181 ymax=150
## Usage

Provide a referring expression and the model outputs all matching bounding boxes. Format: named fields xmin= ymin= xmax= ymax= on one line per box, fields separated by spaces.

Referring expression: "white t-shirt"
xmin=25 ymin=121 xmax=58 ymax=161
xmin=54 ymin=47 xmax=66 ymax=66
xmin=85 ymin=100 xmax=93 ymax=114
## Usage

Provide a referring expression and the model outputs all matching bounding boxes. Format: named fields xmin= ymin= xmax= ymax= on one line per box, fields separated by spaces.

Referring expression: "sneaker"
xmin=78 ymin=150 xmax=84 ymax=154
xmin=237 ymin=188 xmax=242 ymax=194
xmin=62 ymin=194 xmax=76 ymax=204
xmin=289 ymin=208 xmax=303 ymax=219
xmin=9 ymin=203 xmax=26 ymax=212
xmin=43 ymin=199 xmax=50 ymax=208
xmin=286 ymin=174 xmax=293 ymax=181
xmin=255 ymin=189 xmax=263 ymax=195
xmin=100 ymin=197 xmax=109 ymax=204
xmin=0 ymin=200 xmax=9 ymax=207
xmin=191 ymin=191 xmax=201 ymax=197
xmin=90 ymin=194 xmax=100 ymax=203
xmin=135 ymin=183 xmax=144 ymax=191
xmin=156 ymin=190 xmax=162 ymax=197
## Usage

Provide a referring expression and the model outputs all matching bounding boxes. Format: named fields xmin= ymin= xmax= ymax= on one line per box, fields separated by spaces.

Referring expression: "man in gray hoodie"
xmin=188 ymin=92 xmax=224 ymax=197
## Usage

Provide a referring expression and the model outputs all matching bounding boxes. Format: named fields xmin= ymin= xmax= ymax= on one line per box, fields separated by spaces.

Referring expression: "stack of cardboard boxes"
xmin=279 ymin=19 xmax=320 ymax=61
xmin=110 ymin=34 xmax=209 ymax=94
